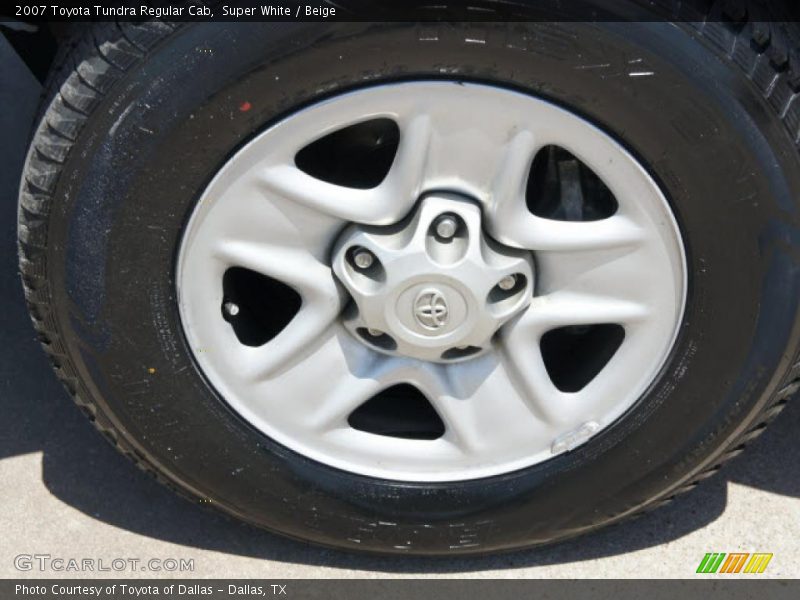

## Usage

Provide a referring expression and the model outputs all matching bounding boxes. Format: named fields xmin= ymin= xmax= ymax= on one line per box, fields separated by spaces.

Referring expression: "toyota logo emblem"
xmin=413 ymin=289 xmax=449 ymax=330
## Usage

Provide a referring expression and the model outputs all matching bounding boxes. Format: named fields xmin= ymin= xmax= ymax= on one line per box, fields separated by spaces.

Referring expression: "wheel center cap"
xmin=395 ymin=283 xmax=468 ymax=338
xmin=332 ymin=193 xmax=535 ymax=362
xmin=413 ymin=288 xmax=449 ymax=331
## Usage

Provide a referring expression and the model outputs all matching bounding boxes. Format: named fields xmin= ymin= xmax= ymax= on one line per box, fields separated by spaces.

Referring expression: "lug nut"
xmin=434 ymin=214 xmax=458 ymax=239
xmin=223 ymin=301 xmax=240 ymax=317
xmin=498 ymin=274 xmax=517 ymax=291
xmin=352 ymin=248 xmax=375 ymax=270
xmin=367 ymin=328 xmax=384 ymax=337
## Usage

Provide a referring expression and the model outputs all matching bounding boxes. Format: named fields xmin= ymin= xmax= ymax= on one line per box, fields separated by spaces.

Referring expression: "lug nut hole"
xmin=426 ymin=213 xmax=468 ymax=265
xmin=356 ymin=327 xmax=397 ymax=351
xmin=345 ymin=245 xmax=386 ymax=289
xmin=349 ymin=246 xmax=376 ymax=270
xmin=491 ymin=273 xmax=527 ymax=299
xmin=433 ymin=213 xmax=460 ymax=240
xmin=441 ymin=345 xmax=482 ymax=360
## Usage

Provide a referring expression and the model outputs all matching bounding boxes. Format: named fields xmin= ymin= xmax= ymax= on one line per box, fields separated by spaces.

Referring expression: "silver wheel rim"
xmin=177 ymin=82 xmax=686 ymax=482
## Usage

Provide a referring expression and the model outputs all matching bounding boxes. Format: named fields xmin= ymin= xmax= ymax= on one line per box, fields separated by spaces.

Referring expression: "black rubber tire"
xmin=18 ymin=15 xmax=800 ymax=555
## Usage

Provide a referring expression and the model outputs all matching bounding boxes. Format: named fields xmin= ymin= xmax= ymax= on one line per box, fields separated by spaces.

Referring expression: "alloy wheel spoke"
xmin=491 ymin=210 xmax=645 ymax=252
xmin=518 ymin=293 xmax=649 ymax=336
xmin=214 ymin=240 xmax=340 ymax=305
xmin=257 ymin=112 xmax=431 ymax=225
xmin=251 ymin=331 xmax=404 ymax=432
xmin=498 ymin=329 xmax=572 ymax=426
xmin=239 ymin=298 xmax=341 ymax=380
xmin=413 ymin=358 xmax=549 ymax=455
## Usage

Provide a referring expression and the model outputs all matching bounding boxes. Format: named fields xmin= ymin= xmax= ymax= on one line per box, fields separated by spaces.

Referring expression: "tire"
xmin=18 ymin=15 xmax=800 ymax=555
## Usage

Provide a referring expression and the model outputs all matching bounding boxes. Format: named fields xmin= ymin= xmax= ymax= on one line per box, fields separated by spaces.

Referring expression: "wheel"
xmin=18 ymin=16 xmax=800 ymax=555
